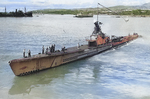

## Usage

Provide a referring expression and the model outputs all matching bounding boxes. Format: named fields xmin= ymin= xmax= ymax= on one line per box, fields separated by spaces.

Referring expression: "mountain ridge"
xmin=133 ymin=2 xmax=150 ymax=9
xmin=110 ymin=2 xmax=150 ymax=10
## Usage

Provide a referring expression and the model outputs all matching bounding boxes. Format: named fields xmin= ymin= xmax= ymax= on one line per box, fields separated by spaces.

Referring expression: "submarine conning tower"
xmin=87 ymin=21 xmax=110 ymax=47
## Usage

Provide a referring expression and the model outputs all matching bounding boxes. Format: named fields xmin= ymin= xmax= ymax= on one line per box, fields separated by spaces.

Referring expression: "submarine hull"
xmin=9 ymin=44 xmax=112 ymax=76
xmin=9 ymin=34 xmax=139 ymax=76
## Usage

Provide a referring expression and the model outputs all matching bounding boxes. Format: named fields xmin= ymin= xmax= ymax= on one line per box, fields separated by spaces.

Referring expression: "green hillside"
xmin=32 ymin=5 xmax=150 ymax=16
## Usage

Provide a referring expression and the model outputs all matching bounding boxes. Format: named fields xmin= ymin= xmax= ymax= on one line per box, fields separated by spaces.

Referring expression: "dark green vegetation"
xmin=119 ymin=9 xmax=150 ymax=16
xmin=33 ymin=9 xmax=97 ymax=15
xmin=33 ymin=8 xmax=150 ymax=17
xmin=0 ymin=10 xmax=32 ymax=17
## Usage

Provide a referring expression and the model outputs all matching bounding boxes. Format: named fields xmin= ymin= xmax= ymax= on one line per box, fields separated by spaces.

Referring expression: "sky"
xmin=0 ymin=0 xmax=150 ymax=12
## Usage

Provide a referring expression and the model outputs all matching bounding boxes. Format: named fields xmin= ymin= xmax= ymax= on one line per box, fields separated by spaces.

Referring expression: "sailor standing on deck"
xmin=42 ymin=45 xmax=44 ymax=54
xmin=49 ymin=46 xmax=51 ymax=53
xmin=51 ymin=44 xmax=55 ymax=53
xmin=28 ymin=50 xmax=31 ymax=57
xmin=50 ymin=45 xmax=53 ymax=53
xmin=77 ymin=43 xmax=80 ymax=49
xmin=62 ymin=46 xmax=65 ymax=52
xmin=23 ymin=49 xmax=25 ymax=58
xmin=53 ymin=44 xmax=55 ymax=52
xmin=46 ymin=47 xmax=48 ymax=54
xmin=52 ymin=44 xmax=54 ymax=52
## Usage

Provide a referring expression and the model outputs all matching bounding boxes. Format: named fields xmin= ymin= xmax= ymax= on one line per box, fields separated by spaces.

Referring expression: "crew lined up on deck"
xmin=23 ymin=49 xmax=31 ymax=58
xmin=23 ymin=43 xmax=83 ymax=58
xmin=44 ymin=44 xmax=55 ymax=54
xmin=23 ymin=44 xmax=58 ymax=57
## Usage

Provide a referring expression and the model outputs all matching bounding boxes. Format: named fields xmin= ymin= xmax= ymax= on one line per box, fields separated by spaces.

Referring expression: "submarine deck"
xmin=11 ymin=44 xmax=90 ymax=62
xmin=34 ymin=44 xmax=89 ymax=57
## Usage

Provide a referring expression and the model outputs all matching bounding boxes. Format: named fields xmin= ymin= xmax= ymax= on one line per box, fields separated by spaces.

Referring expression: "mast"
xmin=97 ymin=3 xmax=98 ymax=21
xmin=5 ymin=6 xmax=6 ymax=13
xmin=24 ymin=7 xmax=26 ymax=13
xmin=97 ymin=3 xmax=129 ymax=22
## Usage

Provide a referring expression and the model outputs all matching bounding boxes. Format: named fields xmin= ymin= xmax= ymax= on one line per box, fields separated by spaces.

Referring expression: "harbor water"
xmin=0 ymin=15 xmax=150 ymax=99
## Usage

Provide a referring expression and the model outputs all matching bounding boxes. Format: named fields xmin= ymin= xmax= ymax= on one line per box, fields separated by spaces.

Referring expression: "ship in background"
xmin=0 ymin=7 xmax=32 ymax=17
xmin=8 ymin=4 xmax=140 ymax=76
xmin=75 ymin=12 xmax=93 ymax=18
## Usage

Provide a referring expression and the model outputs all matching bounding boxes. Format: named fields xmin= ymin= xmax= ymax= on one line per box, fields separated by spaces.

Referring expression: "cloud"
xmin=0 ymin=0 xmax=149 ymax=12
xmin=30 ymin=0 xmax=93 ymax=5
xmin=121 ymin=0 xmax=144 ymax=5
xmin=0 ymin=1 xmax=26 ymax=5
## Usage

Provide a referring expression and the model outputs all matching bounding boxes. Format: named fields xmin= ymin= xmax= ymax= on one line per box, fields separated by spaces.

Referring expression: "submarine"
xmin=8 ymin=20 xmax=139 ymax=76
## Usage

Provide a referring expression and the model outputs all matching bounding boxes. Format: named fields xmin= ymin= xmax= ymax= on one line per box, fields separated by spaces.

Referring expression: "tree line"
xmin=33 ymin=9 xmax=150 ymax=16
